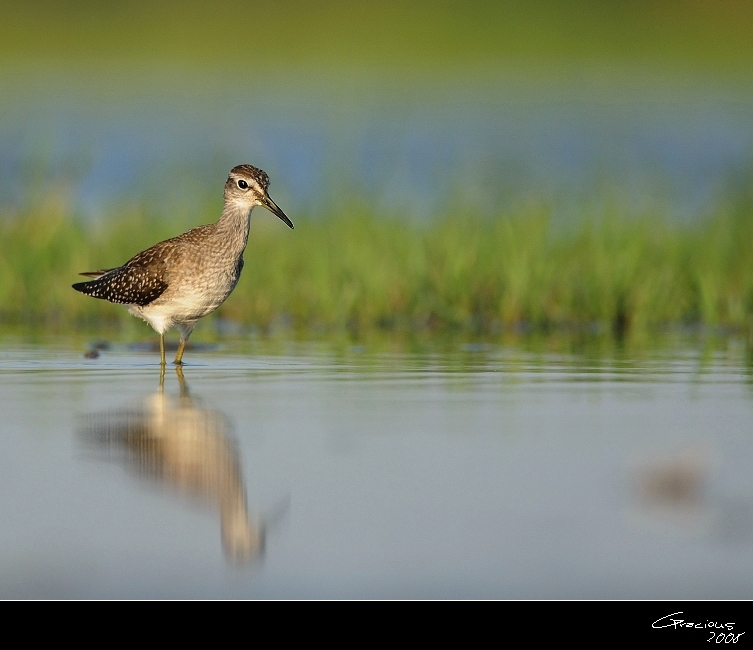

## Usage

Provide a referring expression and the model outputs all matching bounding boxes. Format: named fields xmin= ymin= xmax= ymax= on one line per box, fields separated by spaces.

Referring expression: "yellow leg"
xmin=174 ymin=339 xmax=186 ymax=366
xmin=159 ymin=333 xmax=166 ymax=366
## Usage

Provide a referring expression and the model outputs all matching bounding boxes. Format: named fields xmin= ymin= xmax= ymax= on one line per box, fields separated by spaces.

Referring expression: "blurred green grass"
xmin=2 ymin=1 xmax=753 ymax=76
xmin=3 ymin=194 xmax=753 ymax=338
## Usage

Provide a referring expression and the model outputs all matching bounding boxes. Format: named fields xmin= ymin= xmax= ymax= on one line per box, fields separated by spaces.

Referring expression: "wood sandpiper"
xmin=73 ymin=164 xmax=293 ymax=365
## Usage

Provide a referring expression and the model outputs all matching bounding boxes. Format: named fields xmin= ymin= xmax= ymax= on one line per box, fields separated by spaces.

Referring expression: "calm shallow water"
xmin=1 ymin=338 xmax=752 ymax=598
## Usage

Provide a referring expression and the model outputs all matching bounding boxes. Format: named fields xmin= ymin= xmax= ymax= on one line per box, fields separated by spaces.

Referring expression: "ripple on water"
xmin=0 ymin=338 xmax=752 ymax=597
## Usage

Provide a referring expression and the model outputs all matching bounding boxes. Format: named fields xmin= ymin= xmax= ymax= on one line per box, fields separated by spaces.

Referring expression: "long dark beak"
xmin=261 ymin=194 xmax=294 ymax=229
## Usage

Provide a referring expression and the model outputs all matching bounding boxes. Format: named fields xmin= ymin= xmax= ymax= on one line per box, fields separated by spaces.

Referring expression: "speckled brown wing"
xmin=72 ymin=245 xmax=169 ymax=307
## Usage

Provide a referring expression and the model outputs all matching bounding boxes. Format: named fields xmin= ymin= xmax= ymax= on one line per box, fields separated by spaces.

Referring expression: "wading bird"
xmin=73 ymin=165 xmax=293 ymax=365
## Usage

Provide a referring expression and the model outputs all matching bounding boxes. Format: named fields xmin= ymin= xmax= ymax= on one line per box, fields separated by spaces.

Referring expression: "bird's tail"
xmin=78 ymin=269 xmax=115 ymax=278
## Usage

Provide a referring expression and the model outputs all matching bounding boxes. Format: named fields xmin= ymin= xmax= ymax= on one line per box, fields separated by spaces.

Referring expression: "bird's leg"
xmin=159 ymin=333 xmax=166 ymax=367
xmin=174 ymin=322 xmax=195 ymax=365
xmin=174 ymin=339 xmax=186 ymax=366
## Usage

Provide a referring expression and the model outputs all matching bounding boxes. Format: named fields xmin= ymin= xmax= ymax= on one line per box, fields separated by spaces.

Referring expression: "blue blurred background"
xmin=2 ymin=0 xmax=752 ymax=221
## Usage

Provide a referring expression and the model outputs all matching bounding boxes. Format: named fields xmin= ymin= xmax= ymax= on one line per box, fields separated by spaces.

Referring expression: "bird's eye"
xmin=237 ymin=179 xmax=248 ymax=190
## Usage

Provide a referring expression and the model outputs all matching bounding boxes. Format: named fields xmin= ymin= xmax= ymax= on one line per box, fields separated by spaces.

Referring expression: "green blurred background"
xmin=3 ymin=1 xmax=753 ymax=71
xmin=1 ymin=1 xmax=753 ymax=338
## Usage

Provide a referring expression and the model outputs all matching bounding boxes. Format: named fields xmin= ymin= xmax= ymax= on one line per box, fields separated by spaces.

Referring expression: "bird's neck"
xmin=216 ymin=204 xmax=253 ymax=256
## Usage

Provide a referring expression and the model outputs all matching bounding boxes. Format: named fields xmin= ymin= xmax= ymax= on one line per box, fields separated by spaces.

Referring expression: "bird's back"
xmin=72 ymin=224 xmax=225 ymax=308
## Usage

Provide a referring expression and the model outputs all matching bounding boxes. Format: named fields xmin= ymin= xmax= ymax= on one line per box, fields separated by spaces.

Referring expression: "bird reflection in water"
xmin=80 ymin=366 xmax=263 ymax=563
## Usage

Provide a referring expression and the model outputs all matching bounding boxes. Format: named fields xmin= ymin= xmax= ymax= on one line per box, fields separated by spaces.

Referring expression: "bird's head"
xmin=224 ymin=164 xmax=294 ymax=229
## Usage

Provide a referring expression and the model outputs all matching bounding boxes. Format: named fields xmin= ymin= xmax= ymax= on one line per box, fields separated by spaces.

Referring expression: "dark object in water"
xmin=635 ymin=448 xmax=708 ymax=506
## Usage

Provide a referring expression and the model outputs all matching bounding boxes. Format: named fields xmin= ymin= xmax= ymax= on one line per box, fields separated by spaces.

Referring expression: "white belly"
xmin=128 ymin=278 xmax=238 ymax=334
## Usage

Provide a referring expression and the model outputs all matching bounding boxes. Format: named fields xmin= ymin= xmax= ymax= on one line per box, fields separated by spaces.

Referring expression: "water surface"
xmin=1 ymin=338 xmax=752 ymax=598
